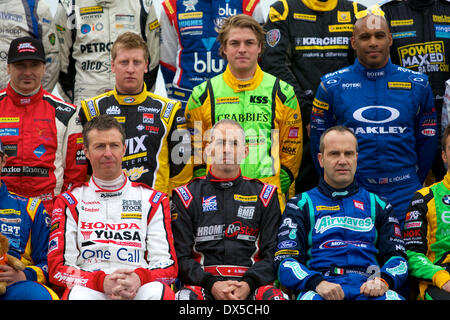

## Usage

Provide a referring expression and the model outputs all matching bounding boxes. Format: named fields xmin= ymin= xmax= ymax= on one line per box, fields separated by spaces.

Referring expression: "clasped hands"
xmin=103 ymin=268 xmax=141 ymax=300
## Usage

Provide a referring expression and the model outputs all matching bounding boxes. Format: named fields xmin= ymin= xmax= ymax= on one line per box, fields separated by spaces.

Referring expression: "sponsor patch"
xmin=61 ymin=192 xmax=76 ymax=206
xmin=260 ymin=184 xmax=276 ymax=207
xmin=392 ymin=31 xmax=416 ymax=39
xmin=151 ymin=191 xmax=163 ymax=204
xmin=80 ymin=6 xmax=103 ymax=15
xmin=0 ymin=128 xmax=19 ymax=136
xmin=390 ymin=19 xmax=414 ymax=26
xmin=216 ymin=97 xmax=239 ymax=105
xmin=388 ymin=82 xmax=411 ymax=90
xmin=202 ymin=196 xmax=218 ymax=212
xmin=337 ymin=11 xmax=351 ymax=23
xmin=174 ymin=186 xmax=193 ymax=208
xmin=234 ymin=194 xmax=257 ymax=202
xmin=149 ymin=19 xmax=160 ymax=30
xmin=163 ymin=102 xmax=175 ymax=119
xmin=0 ymin=117 xmax=19 ymax=123
xmin=316 ymin=205 xmax=340 ymax=211
xmin=288 ymin=127 xmax=299 ymax=139
xmin=293 ymin=13 xmax=316 ymax=21
xmin=436 ymin=24 xmax=450 ymax=39
xmin=442 ymin=195 xmax=450 ymax=205
xmin=266 ymin=29 xmax=280 ymax=47
xmin=237 ymin=206 xmax=255 ymax=219
xmin=313 ymin=98 xmax=329 ymax=110
xmin=329 ymin=24 xmax=353 ymax=33
xmin=353 ymin=200 xmax=364 ymax=211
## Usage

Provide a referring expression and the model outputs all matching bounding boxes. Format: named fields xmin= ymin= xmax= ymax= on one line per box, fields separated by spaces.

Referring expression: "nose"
xmin=103 ymin=145 xmax=113 ymax=157
xmin=223 ymin=141 xmax=233 ymax=154
xmin=125 ymin=62 xmax=135 ymax=73
xmin=22 ymin=66 xmax=34 ymax=76
xmin=367 ymin=35 xmax=378 ymax=47
xmin=337 ymin=154 xmax=348 ymax=165
xmin=238 ymin=42 xmax=247 ymax=53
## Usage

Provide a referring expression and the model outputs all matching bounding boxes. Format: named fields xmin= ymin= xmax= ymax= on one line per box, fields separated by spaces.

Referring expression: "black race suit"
xmin=171 ymin=171 xmax=283 ymax=299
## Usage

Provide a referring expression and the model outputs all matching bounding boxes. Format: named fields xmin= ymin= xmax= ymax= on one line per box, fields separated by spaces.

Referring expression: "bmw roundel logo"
xmin=442 ymin=195 xmax=450 ymax=205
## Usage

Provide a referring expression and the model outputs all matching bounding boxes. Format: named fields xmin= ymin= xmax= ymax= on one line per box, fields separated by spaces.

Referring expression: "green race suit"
xmin=186 ymin=65 xmax=302 ymax=208
xmin=404 ymin=171 xmax=450 ymax=299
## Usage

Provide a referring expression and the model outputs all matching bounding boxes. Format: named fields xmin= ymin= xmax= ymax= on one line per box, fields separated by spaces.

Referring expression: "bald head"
xmin=353 ymin=14 xmax=389 ymax=35
xmin=351 ymin=13 xmax=392 ymax=69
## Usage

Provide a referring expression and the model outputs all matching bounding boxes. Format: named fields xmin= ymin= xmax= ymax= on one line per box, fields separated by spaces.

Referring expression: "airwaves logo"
xmin=314 ymin=215 xmax=373 ymax=234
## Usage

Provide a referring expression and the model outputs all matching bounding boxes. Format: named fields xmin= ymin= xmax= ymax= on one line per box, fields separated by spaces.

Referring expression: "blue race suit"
xmin=275 ymin=179 xmax=408 ymax=300
xmin=0 ymin=182 xmax=57 ymax=300
xmin=160 ymin=0 xmax=264 ymax=110
xmin=310 ymin=59 xmax=438 ymax=227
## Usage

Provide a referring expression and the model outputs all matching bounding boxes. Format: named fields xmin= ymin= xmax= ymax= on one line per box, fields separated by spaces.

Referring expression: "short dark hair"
xmin=442 ymin=123 xmax=450 ymax=150
xmin=319 ymin=125 xmax=358 ymax=154
xmin=82 ymin=114 xmax=125 ymax=148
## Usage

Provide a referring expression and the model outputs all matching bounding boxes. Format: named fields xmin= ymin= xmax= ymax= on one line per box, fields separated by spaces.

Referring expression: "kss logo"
xmin=442 ymin=195 xmax=450 ymax=205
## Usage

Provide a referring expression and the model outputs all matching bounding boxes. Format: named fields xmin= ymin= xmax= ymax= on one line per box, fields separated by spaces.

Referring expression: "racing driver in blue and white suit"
xmin=159 ymin=0 xmax=265 ymax=109
xmin=276 ymin=126 xmax=408 ymax=300
xmin=310 ymin=11 xmax=438 ymax=228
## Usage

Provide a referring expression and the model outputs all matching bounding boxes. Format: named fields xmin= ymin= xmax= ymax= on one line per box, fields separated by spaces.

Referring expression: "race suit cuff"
xmin=23 ymin=267 xmax=37 ymax=282
xmin=241 ymin=275 xmax=258 ymax=294
xmin=306 ymin=274 xmax=324 ymax=292
xmin=202 ymin=275 xmax=225 ymax=293
xmin=432 ymin=270 xmax=450 ymax=289
xmin=134 ymin=268 xmax=151 ymax=285
xmin=95 ymin=271 xmax=107 ymax=292
xmin=380 ymin=273 xmax=394 ymax=289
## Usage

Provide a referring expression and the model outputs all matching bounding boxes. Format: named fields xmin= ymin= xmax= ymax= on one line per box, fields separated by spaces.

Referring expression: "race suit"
xmin=0 ymin=0 xmax=59 ymax=92
xmin=403 ymin=171 xmax=450 ymax=300
xmin=382 ymin=0 xmax=450 ymax=181
xmin=171 ymin=171 xmax=286 ymax=300
xmin=0 ymin=182 xmax=59 ymax=300
xmin=48 ymin=174 xmax=178 ymax=298
xmin=54 ymin=0 xmax=160 ymax=106
xmin=260 ymin=0 xmax=366 ymax=195
xmin=0 ymin=84 xmax=87 ymax=213
xmin=185 ymin=65 xmax=303 ymax=208
xmin=79 ymin=83 xmax=192 ymax=195
xmin=310 ymin=59 xmax=438 ymax=227
xmin=275 ymin=178 xmax=408 ymax=300
xmin=160 ymin=0 xmax=265 ymax=110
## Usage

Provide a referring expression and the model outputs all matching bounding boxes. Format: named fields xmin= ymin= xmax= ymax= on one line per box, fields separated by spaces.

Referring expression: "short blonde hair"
xmin=111 ymin=32 xmax=149 ymax=62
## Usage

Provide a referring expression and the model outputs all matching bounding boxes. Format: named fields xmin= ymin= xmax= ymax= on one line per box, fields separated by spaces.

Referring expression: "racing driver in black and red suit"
xmin=171 ymin=119 xmax=287 ymax=300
